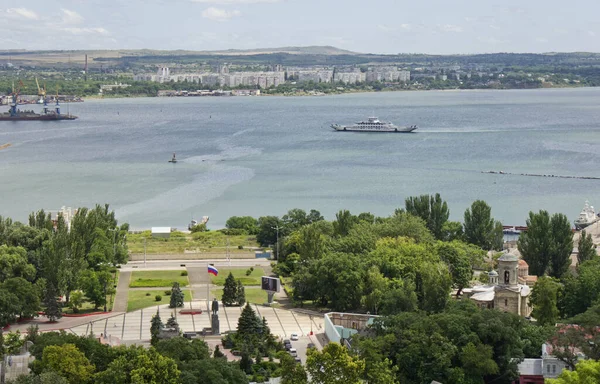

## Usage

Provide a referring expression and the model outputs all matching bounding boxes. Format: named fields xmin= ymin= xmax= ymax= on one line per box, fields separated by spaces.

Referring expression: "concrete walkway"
xmin=187 ymin=267 xmax=211 ymax=301
xmin=112 ymin=271 xmax=131 ymax=312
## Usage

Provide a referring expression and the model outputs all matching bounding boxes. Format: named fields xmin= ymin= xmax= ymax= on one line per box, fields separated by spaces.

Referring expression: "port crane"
xmin=35 ymin=77 xmax=46 ymax=103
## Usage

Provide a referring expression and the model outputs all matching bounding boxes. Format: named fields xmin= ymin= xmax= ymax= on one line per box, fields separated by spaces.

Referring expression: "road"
xmin=121 ymin=259 xmax=272 ymax=271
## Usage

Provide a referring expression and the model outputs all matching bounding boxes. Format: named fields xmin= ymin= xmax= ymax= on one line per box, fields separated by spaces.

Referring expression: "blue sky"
xmin=0 ymin=0 xmax=598 ymax=54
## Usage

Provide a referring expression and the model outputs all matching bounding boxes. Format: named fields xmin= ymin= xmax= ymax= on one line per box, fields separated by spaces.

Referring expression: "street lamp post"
xmin=271 ymin=224 xmax=282 ymax=260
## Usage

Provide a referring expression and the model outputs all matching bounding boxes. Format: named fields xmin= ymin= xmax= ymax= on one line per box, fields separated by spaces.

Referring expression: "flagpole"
xmin=207 ymin=262 xmax=210 ymax=312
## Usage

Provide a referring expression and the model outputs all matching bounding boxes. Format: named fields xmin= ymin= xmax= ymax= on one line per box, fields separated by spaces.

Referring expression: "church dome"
xmin=488 ymin=270 xmax=498 ymax=276
xmin=498 ymin=252 xmax=519 ymax=262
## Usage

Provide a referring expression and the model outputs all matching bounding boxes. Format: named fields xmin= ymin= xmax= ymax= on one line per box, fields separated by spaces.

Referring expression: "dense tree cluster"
xmin=0 ymin=204 xmax=128 ymax=326
xmin=12 ymin=332 xmax=247 ymax=384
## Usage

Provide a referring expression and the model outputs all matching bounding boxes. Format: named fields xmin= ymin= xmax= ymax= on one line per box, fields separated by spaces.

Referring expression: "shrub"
xmin=145 ymin=293 xmax=151 ymax=296
xmin=250 ymin=267 xmax=254 ymax=272
xmin=245 ymin=269 xmax=252 ymax=276
xmin=155 ymin=295 xmax=162 ymax=302
xmin=181 ymin=271 xmax=188 ymax=276
xmin=238 ymin=245 xmax=244 ymax=250
xmin=165 ymin=290 xmax=171 ymax=296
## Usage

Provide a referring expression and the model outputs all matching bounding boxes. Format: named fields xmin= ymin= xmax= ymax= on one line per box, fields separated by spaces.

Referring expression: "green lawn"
xmin=211 ymin=288 xmax=268 ymax=304
xmin=129 ymin=270 xmax=189 ymax=288
xmin=211 ymin=268 xmax=265 ymax=286
xmin=127 ymin=289 xmax=192 ymax=312
xmin=127 ymin=231 xmax=259 ymax=254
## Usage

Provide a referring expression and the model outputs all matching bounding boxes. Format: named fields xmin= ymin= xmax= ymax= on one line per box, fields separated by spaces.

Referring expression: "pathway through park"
xmin=112 ymin=271 xmax=131 ymax=312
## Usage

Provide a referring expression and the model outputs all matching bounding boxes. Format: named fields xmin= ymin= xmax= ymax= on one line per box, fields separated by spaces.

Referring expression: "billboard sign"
xmin=261 ymin=276 xmax=281 ymax=293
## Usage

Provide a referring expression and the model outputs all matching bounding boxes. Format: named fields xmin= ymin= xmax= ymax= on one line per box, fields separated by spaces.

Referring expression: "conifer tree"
xmin=150 ymin=310 xmax=164 ymax=346
xmin=169 ymin=282 xmax=184 ymax=308
xmin=44 ymin=284 xmax=62 ymax=322
xmin=222 ymin=272 xmax=237 ymax=306
xmin=237 ymin=303 xmax=261 ymax=339
xmin=236 ymin=280 xmax=246 ymax=306
xmin=166 ymin=315 xmax=179 ymax=331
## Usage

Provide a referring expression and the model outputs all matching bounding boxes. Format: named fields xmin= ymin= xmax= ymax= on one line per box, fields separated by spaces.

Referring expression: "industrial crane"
xmin=35 ymin=77 xmax=46 ymax=103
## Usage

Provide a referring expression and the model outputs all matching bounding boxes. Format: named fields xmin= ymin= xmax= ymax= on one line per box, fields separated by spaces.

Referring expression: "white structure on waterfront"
xmin=366 ymin=68 xmax=410 ymax=82
xmin=134 ymin=66 xmax=284 ymax=89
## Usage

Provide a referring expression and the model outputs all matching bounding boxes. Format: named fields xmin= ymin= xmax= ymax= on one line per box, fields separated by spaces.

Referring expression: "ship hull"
xmin=0 ymin=114 xmax=77 ymax=121
xmin=331 ymin=124 xmax=417 ymax=133
xmin=575 ymin=218 xmax=599 ymax=230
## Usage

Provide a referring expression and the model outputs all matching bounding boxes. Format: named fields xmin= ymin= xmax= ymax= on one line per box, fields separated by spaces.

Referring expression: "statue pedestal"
xmin=211 ymin=314 xmax=220 ymax=335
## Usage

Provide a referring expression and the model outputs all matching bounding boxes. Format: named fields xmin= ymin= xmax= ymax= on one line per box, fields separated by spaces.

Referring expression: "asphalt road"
xmin=121 ymin=259 xmax=272 ymax=271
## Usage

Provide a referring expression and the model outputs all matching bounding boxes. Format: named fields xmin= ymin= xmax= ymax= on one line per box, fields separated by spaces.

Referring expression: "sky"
xmin=0 ymin=0 xmax=599 ymax=54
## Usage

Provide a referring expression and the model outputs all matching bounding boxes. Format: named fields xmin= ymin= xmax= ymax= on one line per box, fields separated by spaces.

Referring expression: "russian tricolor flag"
xmin=208 ymin=265 xmax=219 ymax=276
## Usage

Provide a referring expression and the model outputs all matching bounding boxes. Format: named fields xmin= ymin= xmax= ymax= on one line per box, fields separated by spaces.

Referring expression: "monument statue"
xmin=212 ymin=298 xmax=219 ymax=315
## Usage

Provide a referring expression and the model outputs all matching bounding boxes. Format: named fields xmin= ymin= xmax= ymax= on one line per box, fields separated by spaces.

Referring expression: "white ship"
xmin=331 ymin=117 xmax=417 ymax=133
xmin=574 ymin=200 xmax=599 ymax=230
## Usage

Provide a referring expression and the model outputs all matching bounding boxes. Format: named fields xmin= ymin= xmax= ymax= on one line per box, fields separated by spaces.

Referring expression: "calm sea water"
xmin=1 ymin=88 xmax=599 ymax=229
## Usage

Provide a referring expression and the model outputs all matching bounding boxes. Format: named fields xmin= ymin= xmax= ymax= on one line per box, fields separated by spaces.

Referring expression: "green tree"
xmin=41 ymin=344 xmax=95 ymax=384
xmin=169 ymin=282 xmax=184 ymax=308
xmin=436 ymin=242 xmax=473 ymax=296
xmin=225 ymin=216 xmax=259 ymax=235
xmin=43 ymin=283 xmax=62 ymax=322
xmin=68 ymin=291 xmax=84 ymax=314
xmin=279 ymin=352 xmax=308 ymax=384
xmin=9 ymin=371 xmax=69 ymax=384
xmin=237 ymin=303 xmax=261 ymax=341
xmin=94 ymin=346 xmax=180 ymax=384
xmin=306 ymin=342 xmax=365 ymax=384
xmin=150 ymin=310 xmax=164 ymax=346
xmin=519 ymin=210 xmax=574 ymax=278
xmin=236 ymin=280 xmax=246 ymax=306
xmin=0 ymin=288 xmax=21 ymax=325
xmin=333 ymin=210 xmax=359 ymax=237
xmin=79 ymin=270 xmax=111 ymax=310
xmin=549 ymin=213 xmax=575 ymax=278
xmin=530 ymin=276 xmax=560 ymax=326
xmin=404 ymin=193 xmax=450 ymax=239
xmin=460 ymin=342 xmax=499 ymax=381
xmin=577 ymin=230 xmax=596 ymax=265
xmin=364 ymin=358 xmax=398 ymax=384
xmin=463 ymin=200 xmax=503 ymax=250
xmin=441 ymin=221 xmax=464 ymax=242
xmin=361 ymin=266 xmax=387 ymax=315
xmin=3 ymin=277 xmax=40 ymax=319
xmin=222 ymin=273 xmax=237 ymax=306
xmin=547 ymin=359 xmax=600 ymax=384
xmin=256 ymin=216 xmax=282 ymax=247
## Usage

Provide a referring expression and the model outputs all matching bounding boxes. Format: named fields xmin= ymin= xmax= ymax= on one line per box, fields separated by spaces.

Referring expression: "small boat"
xmin=168 ymin=153 xmax=177 ymax=163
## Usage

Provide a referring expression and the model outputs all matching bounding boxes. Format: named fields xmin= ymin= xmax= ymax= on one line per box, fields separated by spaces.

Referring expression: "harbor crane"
xmin=35 ymin=77 xmax=46 ymax=103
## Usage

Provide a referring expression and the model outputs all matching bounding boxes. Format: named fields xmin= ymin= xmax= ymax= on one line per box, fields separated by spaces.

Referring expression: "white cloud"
xmin=201 ymin=7 xmax=241 ymax=21
xmin=535 ymin=37 xmax=548 ymax=43
xmin=377 ymin=24 xmax=396 ymax=32
xmin=193 ymin=0 xmax=278 ymax=3
xmin=438 ymin=24 xmax=462 ymax=33
xmin=62 ymin=27 xmax=109 ymax=35
xmin=489 ymin=24 xmax=500 ymax=30
xmin=589 ymin=31 xmax=596 ymax=37
xmin=61 ymin=9 xmax=84 ymax=25
xmin=5 ymin=8 xmax=39 ymax=20
xmin=400 ymin=24 xmax=412 ymax=31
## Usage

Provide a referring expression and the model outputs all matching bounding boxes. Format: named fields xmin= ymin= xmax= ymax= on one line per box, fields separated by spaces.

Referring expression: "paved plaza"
xmin=69 ymin=300 xmax=323 ymax=344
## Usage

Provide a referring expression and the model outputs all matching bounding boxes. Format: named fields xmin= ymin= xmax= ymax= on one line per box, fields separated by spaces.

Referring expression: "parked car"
xmin=284 ymin=343 xmax=292 ymax=351
xmin=289 ymin=348 xmax=297 ymax=357
xmin=307 ymin=343 xmax=315 ymax=349
xmin=294 ymin=357 xmax=302 ymax=364
xmin=283 ymin=339 xmax=291 ymax=345
xmin=290 ymin=333 xmax=299 ymax=341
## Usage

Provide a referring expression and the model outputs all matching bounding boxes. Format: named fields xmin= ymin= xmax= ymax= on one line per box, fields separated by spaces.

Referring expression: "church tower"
xmin=497 ymin=252 xmax=519 ymax=287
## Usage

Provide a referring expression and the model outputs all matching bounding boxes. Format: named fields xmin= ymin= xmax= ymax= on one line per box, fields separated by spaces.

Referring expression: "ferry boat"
xmin=331 ymin=117 xmax=417 ymax=133
xmin=574 ymin=200 xmax=599 ymax=230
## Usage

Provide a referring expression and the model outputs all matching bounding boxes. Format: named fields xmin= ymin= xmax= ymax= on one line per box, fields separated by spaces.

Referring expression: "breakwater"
xmin=483 ymin=171 xmax=600 ymax=181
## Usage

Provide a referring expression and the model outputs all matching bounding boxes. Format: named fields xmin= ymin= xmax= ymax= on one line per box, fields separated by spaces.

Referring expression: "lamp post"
xmin=271 ymin=224 xmax=282 ymax=260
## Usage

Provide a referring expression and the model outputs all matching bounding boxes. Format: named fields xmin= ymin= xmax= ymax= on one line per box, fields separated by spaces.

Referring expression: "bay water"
xmin=1 ymin=88 xmax=599 ymax=229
